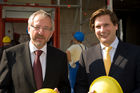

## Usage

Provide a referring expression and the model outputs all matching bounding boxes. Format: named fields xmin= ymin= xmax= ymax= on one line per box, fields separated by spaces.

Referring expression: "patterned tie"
xmin=33 ymin=50 xmax=43 ymax=89
xmin=103 ymin=46 xmax=112 ymax=76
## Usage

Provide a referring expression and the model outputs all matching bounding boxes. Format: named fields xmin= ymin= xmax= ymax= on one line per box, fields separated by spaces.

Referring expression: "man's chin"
xmin=100 ymin=39 xmax=107 ymax=43
xmin=34 ymin=42 xmax=45 ymax=48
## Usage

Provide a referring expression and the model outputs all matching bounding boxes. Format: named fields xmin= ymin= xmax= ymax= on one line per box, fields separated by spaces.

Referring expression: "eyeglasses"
xmin=30 ymin=25 xmax=52 ymax=32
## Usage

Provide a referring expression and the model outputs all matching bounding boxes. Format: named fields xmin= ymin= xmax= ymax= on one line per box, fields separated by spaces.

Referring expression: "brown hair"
xmin=89 ymin=8 xmax=118 ymax=30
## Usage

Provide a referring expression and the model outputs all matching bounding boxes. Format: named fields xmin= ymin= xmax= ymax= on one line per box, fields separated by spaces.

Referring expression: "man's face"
xmin=94 ymin=15 xmax=118 ymax=46
xmin=28 ymin=14 xmax=54 ymax=49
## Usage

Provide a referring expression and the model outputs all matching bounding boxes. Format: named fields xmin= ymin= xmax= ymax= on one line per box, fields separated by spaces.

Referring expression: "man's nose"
xmin=38 ymin=28 xmax=44 ymax=34
xmin=100 ymin=26 xmax=106 ymax=33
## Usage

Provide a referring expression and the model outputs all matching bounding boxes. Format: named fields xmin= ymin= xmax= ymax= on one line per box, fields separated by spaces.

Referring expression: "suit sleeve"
xmin=132 ymin=48 xmax=140 ymax=93
xmin=0 ymin=50 xmax=13 ymax=93
xmin=74 ymin=51 xmax=89 ymax=93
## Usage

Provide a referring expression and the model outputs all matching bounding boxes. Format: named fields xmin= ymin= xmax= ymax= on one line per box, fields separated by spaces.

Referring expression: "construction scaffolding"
xmin=0 ymin=0 xmax=83 ymax=31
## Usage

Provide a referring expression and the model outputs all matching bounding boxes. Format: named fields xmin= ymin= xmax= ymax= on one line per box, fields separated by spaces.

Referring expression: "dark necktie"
xmin=33 ymin=50 xmax=43 ymax=89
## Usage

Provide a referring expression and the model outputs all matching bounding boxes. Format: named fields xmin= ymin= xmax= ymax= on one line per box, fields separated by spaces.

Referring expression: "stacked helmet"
xmin=2 ymin=36 xmax=11 ymax=43
xmin=73 ymin=32 xmax=84 ymax=42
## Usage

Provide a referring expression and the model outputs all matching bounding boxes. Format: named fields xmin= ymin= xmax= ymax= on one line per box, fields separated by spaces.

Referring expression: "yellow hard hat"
xmin=2 ymin=36 xmax=11 ymax=43
xmin=89 ymin=76 xmax=123 ymax=93
xmin=34 ymin=88 xmax=57 ymax=93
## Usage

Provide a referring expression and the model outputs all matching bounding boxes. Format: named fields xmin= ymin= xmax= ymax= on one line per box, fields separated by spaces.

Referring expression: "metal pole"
xmin=57 ymin=0 xmax=60 ymax=5
xmin=107 ymin=0 xmax=113 ymax=11
xmin=0 ymin=2 xmax=80 ymax=8
xmin=80 ymin=0 xmax=82 ymax=32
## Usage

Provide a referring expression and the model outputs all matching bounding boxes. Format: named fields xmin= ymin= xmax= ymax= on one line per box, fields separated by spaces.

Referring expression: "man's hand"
xmin=88 ymin=90 xmax=95 ymax=93
xmin=54 ymin=88 xmax=60 ymax=93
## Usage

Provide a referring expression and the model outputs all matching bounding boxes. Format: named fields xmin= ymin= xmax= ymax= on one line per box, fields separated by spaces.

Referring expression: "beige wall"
xmin=60 ymin=0 xmax=105 ymax=51
xmin=60 ymin=8 xmax=99 ymax=51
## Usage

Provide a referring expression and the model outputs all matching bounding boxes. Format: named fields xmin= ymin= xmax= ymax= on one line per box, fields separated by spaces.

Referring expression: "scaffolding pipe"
xmin=72 ymin=8 xmax=79 ymax=32
xmin=0 ymin=2 xmax=80 ymax=8
xmin=79 ymin=0 xmax=82 ymax=32
xmin=57 ymin=0 xmax=60 ymax=5
xmin=107 ymin=0 xmax=113 ymax=11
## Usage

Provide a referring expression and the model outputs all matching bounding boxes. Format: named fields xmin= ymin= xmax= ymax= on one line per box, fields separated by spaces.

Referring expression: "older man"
xmin=0 ymin=10 xmax=70 ymax=93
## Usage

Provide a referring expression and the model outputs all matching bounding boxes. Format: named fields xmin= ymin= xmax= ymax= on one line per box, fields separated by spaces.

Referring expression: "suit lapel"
xmin=110 ymin=41 xmax=128 ymax=76
xmin=22 ymin=42 xmax=36 ymax=89
xmin=95 ymin=44 xmax=106 ymax=75
xmin=87 ymin=44 xmax=106 ymax=75
xmin=42 ymin=45 xmax=53 ymax=88
xmin=43 ymin=45 xmax=60 ymax=88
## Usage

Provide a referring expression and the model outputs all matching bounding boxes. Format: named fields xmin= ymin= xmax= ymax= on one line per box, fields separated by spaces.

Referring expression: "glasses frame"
xmin=30 ymin=25 xmax=53 ymax=32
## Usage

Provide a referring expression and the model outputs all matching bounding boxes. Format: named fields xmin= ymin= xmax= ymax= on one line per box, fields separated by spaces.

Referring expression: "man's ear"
xmin=115 ymin=24 xmax=118 ymax=31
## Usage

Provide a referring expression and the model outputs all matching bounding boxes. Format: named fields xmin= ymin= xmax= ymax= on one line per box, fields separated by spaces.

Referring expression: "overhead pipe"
xmin=79 ymin=0 xmax=82 ymax=32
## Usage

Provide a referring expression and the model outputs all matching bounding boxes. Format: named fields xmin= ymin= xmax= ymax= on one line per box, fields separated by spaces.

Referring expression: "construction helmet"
xmin=34 ymin=88 xmax=57 ymax=93
xmin=2 ymin=36 xmax=11 ymax=43
xmin=73 ymin=31 xmax=84 ymax=42
xmin=89 ymin=76 xmax=123 ymax=93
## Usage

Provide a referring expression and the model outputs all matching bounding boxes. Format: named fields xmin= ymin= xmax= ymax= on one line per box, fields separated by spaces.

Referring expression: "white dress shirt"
xmin=29 ymin=41 xmax=47 ymax=80
xmin=100 ymin=37 xmax=119 ymax=63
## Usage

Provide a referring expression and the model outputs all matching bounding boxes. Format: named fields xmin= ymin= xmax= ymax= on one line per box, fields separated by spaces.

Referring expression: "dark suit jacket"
xmin=75 ymin=41 xmax=140 ymax=93
xmin=0 ymin=42 xmax=70 ymax=93
xmin=0 ymin=44 xmax=13 ymax=61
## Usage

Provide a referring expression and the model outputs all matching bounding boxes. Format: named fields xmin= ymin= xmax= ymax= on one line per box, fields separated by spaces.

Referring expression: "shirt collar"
xmin=100 ymin=37 xmax=119 ymax=50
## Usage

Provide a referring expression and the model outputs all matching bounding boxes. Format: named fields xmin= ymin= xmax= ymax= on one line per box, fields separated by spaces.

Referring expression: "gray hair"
xmin=28 ymin=10 xmax=55 ymax=31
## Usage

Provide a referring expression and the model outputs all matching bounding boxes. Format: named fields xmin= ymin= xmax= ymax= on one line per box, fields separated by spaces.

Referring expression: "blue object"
xmin=69 ymin=61 xmax=79 ymax=93
xmin=73 ymin=32 xmax=84 ymax=42
xmin=26 ymin=28 xmax=29 ymax=34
